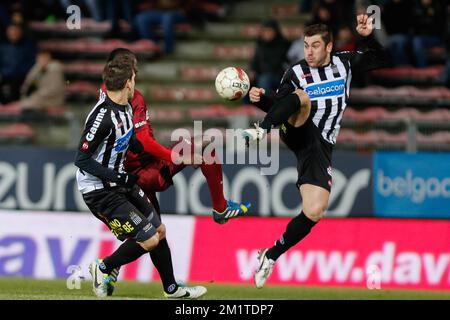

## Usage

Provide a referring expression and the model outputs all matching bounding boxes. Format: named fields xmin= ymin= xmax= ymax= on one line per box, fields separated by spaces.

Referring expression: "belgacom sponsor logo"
xmin=378 ymin=170 xmax=450 ymax=203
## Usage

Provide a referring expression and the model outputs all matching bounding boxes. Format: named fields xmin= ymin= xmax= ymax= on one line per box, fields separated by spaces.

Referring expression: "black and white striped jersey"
xmin=272 ymin=36 xmax=388 ymax=144
xmin=76 ymin=91 xmax=134 ymax=193
xmin=281 ymin=54 xmax=350 ymax=144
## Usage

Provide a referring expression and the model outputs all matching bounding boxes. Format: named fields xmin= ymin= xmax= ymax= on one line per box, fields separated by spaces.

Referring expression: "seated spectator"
xmin=59 ymin=0 xmax=104 ymax=22
xmin=19 ymin=50 xmax=65 ymax=116
xmin=308 ymin=2 xmax=339 ymax=33
xmin=307 ymin=0 xmax=354 ymax=35
xmin=0 ymin=22 xmax=36 ymax=104
xmin=382 ymin=0 xmax=412 ymax=66
xmin=334 ymin=25 xmax=357 ymax=52
xmin=299 ymin=0 xmax=313 ymax=13
xmin=104 ymin=0 xmax=136 ymax=39
xmin=411 ymin=0 xmax=445 ymax=68
xmin=0 ymin=3 xmax=9 ymax=42
xmin=442 ymin=3 xmax=450 ymax=88
xmin=250 ymin=19 xmax=290 ymax=95
xmin=135 ymin=0 xmax=196 ymax=54
xmin=286 ymin=26 xmax=305 ymax=65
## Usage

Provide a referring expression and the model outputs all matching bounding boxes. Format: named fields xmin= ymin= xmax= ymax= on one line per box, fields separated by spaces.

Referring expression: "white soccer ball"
xmin=215 ymin=67 xmax=250 ymax=101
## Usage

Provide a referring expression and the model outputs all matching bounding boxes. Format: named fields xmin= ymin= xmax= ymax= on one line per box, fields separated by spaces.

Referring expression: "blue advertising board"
xmin=0 ymin=147 xmax=373 ymax=217
xmin=374 ymin=152 xmax=450 ymax=218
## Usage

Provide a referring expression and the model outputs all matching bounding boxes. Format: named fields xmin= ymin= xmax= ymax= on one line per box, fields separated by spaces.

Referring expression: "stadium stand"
xmin=0 ymin=0 xmax=448 ymax=151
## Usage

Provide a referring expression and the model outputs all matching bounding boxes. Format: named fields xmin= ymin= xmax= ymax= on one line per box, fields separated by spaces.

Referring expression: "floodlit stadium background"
xmin=0 ymin=0 xmax=449 ymax=297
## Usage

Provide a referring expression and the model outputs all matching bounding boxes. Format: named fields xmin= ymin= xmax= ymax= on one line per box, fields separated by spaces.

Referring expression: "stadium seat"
xmin=148 ymin=86 xmax=216 ymax=102
xmin=344 ymin=107 xmax=387 ymax=121
xmin=213 ymin=44 xmax=255 ymax=59
xmin=179 ymin=65 xmax=222 ymax=81
xmin=241 ymin=24 xmax=304 ymax=40
xmin=39 ymin=39 xmax=161 ymax=58
xmin=271 ymin=4 xmax=300 ymax=18
xmin=417 ymin=131 xmax=450 ymax=145
xmin=0 ymin=123 xmax=35 ymax=143
xmin=350 ymin=86 xmax=450 ymax=106
xmin=150 ymin=108 xmax=185 ymax=122
xmin=66 ymin=81 xmax=99 ymax=102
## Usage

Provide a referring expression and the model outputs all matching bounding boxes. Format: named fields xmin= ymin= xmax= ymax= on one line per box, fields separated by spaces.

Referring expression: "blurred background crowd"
xmin=0 ymin=0 xmax=449 ymax=151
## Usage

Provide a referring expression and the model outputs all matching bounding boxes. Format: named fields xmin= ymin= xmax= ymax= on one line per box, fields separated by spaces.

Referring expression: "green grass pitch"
xmin=0 ymin=278 xmax=449 ymax=300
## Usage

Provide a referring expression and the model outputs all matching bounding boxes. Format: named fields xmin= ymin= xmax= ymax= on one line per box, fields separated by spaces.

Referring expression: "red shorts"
xmin=126 ymin=138 xmax=195 ymax=204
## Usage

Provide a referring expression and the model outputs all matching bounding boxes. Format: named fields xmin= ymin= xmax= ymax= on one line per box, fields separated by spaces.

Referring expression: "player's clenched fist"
xmin=249 ymin=87 xmax=265 ymax=103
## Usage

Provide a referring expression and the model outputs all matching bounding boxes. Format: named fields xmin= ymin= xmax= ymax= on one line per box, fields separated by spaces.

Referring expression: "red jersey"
xmin=99 ymin=84 xmax=173 ymax=170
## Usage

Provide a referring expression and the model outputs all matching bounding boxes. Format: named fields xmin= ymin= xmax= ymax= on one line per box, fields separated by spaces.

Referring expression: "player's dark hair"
xmin=106 ymin=48 xmax=138 ymax=80
xmin=107 ymin=48 xmax=136 ymax=63
xmin=304 ymin=23 xmax=333 ymax=44
xmin=102 ymin=54 xmax=135 ymax=91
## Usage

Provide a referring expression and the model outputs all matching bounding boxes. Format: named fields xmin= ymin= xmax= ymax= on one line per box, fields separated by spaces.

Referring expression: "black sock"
xmin=101 ymin=240 xmax=147 ymax=274
xmin=266 ymin=211 xmax=317 ymax=261
xmin=149 ymin=238 xmax=178 ymax=294
xmin=260 ymin=94 xmax=301 ymax=132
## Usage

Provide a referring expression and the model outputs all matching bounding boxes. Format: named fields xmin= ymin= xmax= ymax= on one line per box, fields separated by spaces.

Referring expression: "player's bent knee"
xmin=293 ymin=89 xmax=310 ymax=109
xmin=303 ymin=203 xmax=327 ymax=222
xmin=157 ymin=223 xmax=166 ymax=240
xmin=138 ymin=233 xmax=160 ymax=251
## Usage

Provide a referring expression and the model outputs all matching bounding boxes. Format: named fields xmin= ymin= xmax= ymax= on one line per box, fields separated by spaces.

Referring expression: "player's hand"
xmin=356 ymin=13 xmax=374 ymax=37
xmin=249 ymin=87 xmax=265 ymax=103
xmin=116 ymin=173 xmax=139 ymax=188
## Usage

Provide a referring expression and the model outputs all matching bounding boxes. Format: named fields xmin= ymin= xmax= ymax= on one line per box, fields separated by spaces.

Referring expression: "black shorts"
xmin=280 ymin=119 xmax=333 ymax=192
xmin=82 ymin=185 xmax=161 ymax=242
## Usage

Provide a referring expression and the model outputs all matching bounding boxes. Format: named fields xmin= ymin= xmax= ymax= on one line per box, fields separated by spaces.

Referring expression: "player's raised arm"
xmin=341 ymin=13 xmax=391 ymax=71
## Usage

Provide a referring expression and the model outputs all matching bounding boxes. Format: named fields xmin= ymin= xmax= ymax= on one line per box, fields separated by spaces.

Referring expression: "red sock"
xmin=200 ymin=151 xmax=227 ymax=212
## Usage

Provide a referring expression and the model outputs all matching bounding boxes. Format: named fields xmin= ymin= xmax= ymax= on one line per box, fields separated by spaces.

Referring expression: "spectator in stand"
xmin=307 ymin=2 xmax=339 ymax=34
xmin=135 ymin=0 xmax=196 ymax=54
xmin=334 ymin=24 xmax=357 ymax=52
xmin=299 ymin=0 xmax=313 ymax=13
xmin=0 ymin=4 xmax=9 ymax=43
xmin=19 ymin=49 xmax=65 ymax=116
xmin=382 ymin=0 xmax=412 ymax=66
xmin=307 ymin=0 xmax=354 ymax=36
xmin=0 ymin=22 xmax=36 ymax=104
xmin=411 ymin=0 xmax=446 ymax=68
xmin=104 ymin=0 xmax=136 ymax=39
xmin=250 ymin=19 xmax=290 ymax=95
xmin=59 ymin=0 xmax=104 ymax=22
xmin=286 ymin=25 xmax=304 ymax=65
xmin=442 ymin=3 xmax=449 ymax=88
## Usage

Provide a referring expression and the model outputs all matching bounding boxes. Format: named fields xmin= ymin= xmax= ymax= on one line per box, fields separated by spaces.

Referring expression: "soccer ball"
xmin=215 ymin=67 xmax=250 ymax=101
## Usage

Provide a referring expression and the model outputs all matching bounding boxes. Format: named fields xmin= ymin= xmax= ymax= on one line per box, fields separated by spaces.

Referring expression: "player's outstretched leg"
xmin=254 ymin=249 xmax=275 ymax=289
xmin=254 ymin=211 xmax=319 ymax=288
xmin=197 ymin=145 xmax=252 ymax=224
xmin=212 ymin=200 xmax=251 ymax=224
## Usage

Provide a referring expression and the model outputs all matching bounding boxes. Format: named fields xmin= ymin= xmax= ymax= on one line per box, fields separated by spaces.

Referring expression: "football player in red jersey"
xmin=99 ymin=48 xmax=251 ymax=297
